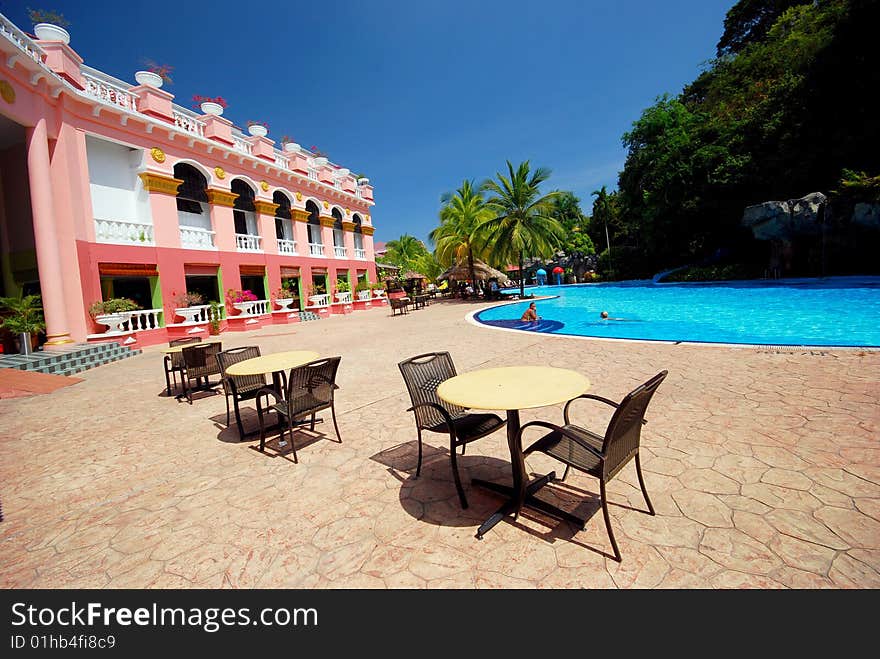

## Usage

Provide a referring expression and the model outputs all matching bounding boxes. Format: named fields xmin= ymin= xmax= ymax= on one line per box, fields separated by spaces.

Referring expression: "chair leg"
xmin=415 ymin=428 xmax=423 ymax=477
xmin=310 ymin=414 xmax=315 ymax=431
xmin=225 ymin=395 xmax=231 ymax=427
xmin=635 ymin=453 xmax=655 ymax=515
xmin=258 ymin=405 xmax=267 ymax=452
xmin=232 ymin=397 xmax=246 ymax=441
xmin=288 ymin=417 xmax=298 ymax=463
xmin=561 ymin=465 xmax=571 ymax=482
xmin=600 ymin=480 xmax=621 ymax=562
xmin=164 ymin=367 xmax=172 ymax=396
xmin=330 ymin=404 xmax=342 ymax=443
xmin=449 ymin=438 xmax=468 ymax=509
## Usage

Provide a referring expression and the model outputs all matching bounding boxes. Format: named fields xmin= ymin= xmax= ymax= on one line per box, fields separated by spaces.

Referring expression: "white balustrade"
xmin=308 ymin=168 xmax=319 ymax=181
xmin=172 ymin=303 xmax=224 ymax=324
xmin=82 ymin=71 xmax=139 ymax=111
xmin=334 ymin=292 xmax=352 ymax=304
xmin=354 ymin=248 xmax=366 ymax=259
xmin=235 ymin=233 xmax=262 ymax=252
xmin=309 ymin=243 xmax=324 ymax=256
xmin=232 ymin=300 xmax=269 ymax=316
xmin=173 ymin=110 xmax=206 ymax=137
xmin=124 ymin=309 xmax=163 ymax=331
xmin=274 ymin=153 xmax=290 ymax=170
xmin=307 ymin=294 xmax=330 ymax=307
xmin=355 ymin=189 xmax=363 ymax=198
xmin=95 ymin=218 xmax=154 ymax=245
xmin=277 ymin=238 xmax=297 ymax=255
xmin=232 ymin=135 xmax=253 ymax=155
xmin=179 ymin=225 xmax=216 ymax=249
xmin=0 ymin=13 xmax=45 ymax=63
xmin=357 ymin=290 xmax=372 ymax=301
xmin=334 ymin=246 xmax=348 ymax=258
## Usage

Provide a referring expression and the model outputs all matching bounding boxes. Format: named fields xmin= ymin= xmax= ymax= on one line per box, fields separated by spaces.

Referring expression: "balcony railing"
xmin=81 ymin=70 xmax=139 ymax=111
xmin=172 ymin=303 xmax=224 ymax=325
xmin=232 ymin=299 xmax=270 ymax=316
xmin=232 ymin=135 xmax=253 ymax=155
xmin=274 ymin=154 xmax=290 ymax=169
xmin=334 ymin=246 xmax=348 ymax=258
xmin=0 ymin=13 xmax=44 ymax=64
xmin=308 ymin=243 xmax=324 ymax=256
xmin=124 ymin=309 xmax=163 ymax=331
xmin=179 ymin=225 xmax=216 ymax=249
xmin=308 ymin=168 xmax=319 ymax=181
xmin=307 ymin=294 xmax=330 ymax=307
xmin=94 ymin=218 xmax=154 ymax=245
xmin=354 ymin=248 xmax=366 ymax=259
xmin=173 ymin=110 xmax=206 ymax=138
xmin=235 ymin=233 xmax=262 ymax=252
xmin=277 ymin=238 xmax=297 ymax=255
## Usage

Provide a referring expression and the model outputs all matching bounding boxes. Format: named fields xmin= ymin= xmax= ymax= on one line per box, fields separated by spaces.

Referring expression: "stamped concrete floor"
xmin=1 ymin=300 xmax=878 ymax=588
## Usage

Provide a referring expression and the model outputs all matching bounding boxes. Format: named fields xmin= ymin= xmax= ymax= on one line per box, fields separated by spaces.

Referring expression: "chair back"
xmin=285 ymin=356 xmax=342 ymax=416
xmin=398 ymin=352 xmax=466 ymax=429
xmin=168 ymin=336 xmax=201 ymax=368
xmin=182 ymin=342 xmax=222 ymax=379
xmin=601 ymin=371 xmax=668 ymax=479
xmin=216 ymin=346 xmax=265 ymax=394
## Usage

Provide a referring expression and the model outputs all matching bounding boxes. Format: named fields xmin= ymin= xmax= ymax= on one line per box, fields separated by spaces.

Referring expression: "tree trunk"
xmin=519 ymin=250 xmax=525 ymax=297
xmin=467 ymin=249 xmax=476 ymax=289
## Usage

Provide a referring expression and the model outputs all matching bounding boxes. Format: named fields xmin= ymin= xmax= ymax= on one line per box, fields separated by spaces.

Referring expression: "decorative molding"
xmin=341 ymin=221 xmax=356 ymax=232
xmin=260 ymin=180 xmax=270 ymax=192
xmin=361 ymin=225 xmax=375 ymax=236
xmin=254 ymin=200 xmax=280 ymax=215
xmin=322 ymin=201 xmax=329 ymax=209
xmin=214 ymin=166 xmax=225 ymax=179
xmin=319 ymin=216 xmax=336 ymax=227
xmin=292 ymin=209 xmax=310 ymax=223
xmin=295 ymin=192 xmax=303 ymax=202
xmin=149 ymin=147 xmax=166 ymax=163
xmin=138 ymin=172 xmax=183 ymax=195
xmin=206 ymin=188 xmax=239 ymax=207
xmin=345 ymin=208 xmax=351 ymax=215
xmin=0 ymin=80 xmax=15 ymax=104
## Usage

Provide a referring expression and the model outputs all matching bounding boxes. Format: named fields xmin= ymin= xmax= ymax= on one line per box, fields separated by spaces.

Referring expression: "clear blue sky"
xmin=6 ymin=0 xmax=733 ymax=243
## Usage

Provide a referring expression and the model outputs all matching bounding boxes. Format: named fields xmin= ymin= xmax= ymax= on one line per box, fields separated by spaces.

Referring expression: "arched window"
xmin=352 ymin=214 xmax=364 ymax=252
xmin=174 ymin=163 xmax=207 ymax=214
xmin=332 ymin=208 xmax=344 ymax=248
xmin=231 ymin=179 xmax=256 ymax=236
xmin=274 ymin=191 xmax=292 ymax=240
xmin=306 ymin=200 xmax=321 ymax=245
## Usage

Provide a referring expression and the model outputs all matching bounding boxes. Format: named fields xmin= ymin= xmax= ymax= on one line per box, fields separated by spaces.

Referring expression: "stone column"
xmin=26 ymin=118 xmax=72 ymax=345
xmin=361 ymin=225 xmax=377 ymax=280
xmin=342 ymin=220 xmax=356 ymax=259
xmin=320 ymin=215 xmax=336 ymax=258
xmin=292 ymin=209 xmax=310 ymax=256
xmin=254 ymin=200 xmax=280 ymax=255
xmin=206 ymin=188 xmax=238 ymax=252
xmin=139 ymin=172 xmax=183 ymax=248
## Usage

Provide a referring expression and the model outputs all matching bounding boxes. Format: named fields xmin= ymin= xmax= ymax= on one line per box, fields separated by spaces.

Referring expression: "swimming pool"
xmin=473 ymin=277 xmax=880 ymax=347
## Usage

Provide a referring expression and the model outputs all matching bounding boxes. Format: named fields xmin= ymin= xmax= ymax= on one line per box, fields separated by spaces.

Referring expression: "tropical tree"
xmin=410 ymin=252 xmax=443 ymax=281
xmin=478 ymin=160 xmax=565 ymax=296
xmin=430 ymin=180 xmax=491 ymax=287
xmin=383 ymin=234 xmax=430 ymax=273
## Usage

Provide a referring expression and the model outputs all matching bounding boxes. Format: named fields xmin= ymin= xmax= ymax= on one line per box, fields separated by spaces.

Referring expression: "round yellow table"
xmin=224 ymin=350 xmax=319 ymax=378
xmin=161 ymin=339 xmax=221 ymax=354
xmin=437 ymin=366 xmax=590 ymax=539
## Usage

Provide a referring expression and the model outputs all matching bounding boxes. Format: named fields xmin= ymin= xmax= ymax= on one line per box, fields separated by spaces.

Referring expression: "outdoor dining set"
xmin=159 ymin=337 xmax=667 ymax=560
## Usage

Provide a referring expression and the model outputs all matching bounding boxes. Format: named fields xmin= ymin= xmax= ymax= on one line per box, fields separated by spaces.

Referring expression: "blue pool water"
xmin=474 ymin=277 xmax=880 ymax=346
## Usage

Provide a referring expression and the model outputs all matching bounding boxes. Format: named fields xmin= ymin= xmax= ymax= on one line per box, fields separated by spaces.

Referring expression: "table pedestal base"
xmin=472 ymin=472 xmax=586 ymax=539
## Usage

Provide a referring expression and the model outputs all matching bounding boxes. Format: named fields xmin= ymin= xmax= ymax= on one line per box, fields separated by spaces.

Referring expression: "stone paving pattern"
xmin=1 ymin=300 xmax=878 ymax=588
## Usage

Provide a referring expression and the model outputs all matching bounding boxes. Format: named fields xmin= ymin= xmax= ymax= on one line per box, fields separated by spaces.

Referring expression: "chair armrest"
xmin=564 ymin=394 xmax=647 ymax=425
xmin=255 ymin=386 xmax=283 ymax=417
xmin=407 ymin=401 xmax=456 ymax=435
xmin=518 ymin=420 xmax=605 ymax=461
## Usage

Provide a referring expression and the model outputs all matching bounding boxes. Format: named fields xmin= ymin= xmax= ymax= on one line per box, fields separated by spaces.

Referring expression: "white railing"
xmin=274 ymin=153 xmax=290 ymax=169
xmin=173 ymin=303 xmax=224 ymax=324
xmin=334 ymin=292 xmax=352 ymax=304
xmin=95 ymin=218 xmax=154 ymax=245
xmin=123 ymin=309 xmax=163 ymax=331
xmin=307 ymin=294 xmax=330 ymax=307
xmin=355 ymin=189 xmax=362 ymax=198
xmin=179 ymin=225 xmax=215 ymax=249
xmin=277 ymin=238 xmax=297 ymax=255
xmin=354 ymin=248 xmax=367 ymax=259
xmin=308 ymin=168 xmax=319 ymax=180
xmin=0 ymin=13 xmax=45 ymax=64
xmin=334 ymin=245 xmax=348 ymax=258
xmin=82 ymin=70 xmax=139 ymax=111
xmin=232 ymin=135 xmax=253 ymax=155
xmin=232 ymin=300 xmax=270 ymax=316
xmin=357 ymin=290 xmax=372 ymax=301
xmin=235 ymin=233 xmax=262 ymax=252
xmin=309 ymin=243 xmax=324 ymax=256
xmin=173 ymin=110 xmax=206 ymax=138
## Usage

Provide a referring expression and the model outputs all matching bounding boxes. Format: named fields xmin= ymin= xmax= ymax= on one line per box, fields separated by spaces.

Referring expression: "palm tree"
xmin=478 ymin=160 xmax=564 ymax=296
xmin=430 ymin=180 xmax=491 ymax=287
xmin=383 ymin=233 xmax=427 ymax=273
xmin=591 ymin=185 xmax=613 ymax=271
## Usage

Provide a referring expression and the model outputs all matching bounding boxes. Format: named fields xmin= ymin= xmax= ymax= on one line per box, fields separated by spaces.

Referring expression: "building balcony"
xmin=308 ymin=243 xmax=324 ymax=257
xmin=333 ymin=245 xmax=348 ymax=258
xmin=235 ymin=233 xmax=262 ymax=252
xmin=354 ymin=248 xmax=366 ymax=259
xmin=94 ymin=218 xmax=154 ymax=246
xmin=277 ymin=238 xmax=297 ymax=255
xmin=179 ymin=226 xmax=216 ymax=249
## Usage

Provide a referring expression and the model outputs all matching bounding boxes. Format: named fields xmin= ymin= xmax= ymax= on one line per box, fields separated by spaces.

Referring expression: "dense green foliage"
xmin=0 ymin=294 xmax=45 ymax=335
xmin=430 ymin=180 xmax=493 ymax=285
xmin=381 ymin=234 xmax=431 ymax=274
xmin=611 ymin=0 xmax=879 ymax=278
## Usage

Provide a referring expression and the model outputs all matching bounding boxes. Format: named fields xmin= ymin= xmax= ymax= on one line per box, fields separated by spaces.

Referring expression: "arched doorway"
xmin=174 ymin=163 xmax=212 ymax=248
xmin=273 ymin=191 xmax=294 ymax=254
xmin=332 ymin=208 xmax=345 ymax=258
xmin=352 ymin=213 xmax=365 ymax=259
xmin=306 ymin=200 xmax=322 ymax=256
xmin=231 ymin=179 xmax=258 ymax=250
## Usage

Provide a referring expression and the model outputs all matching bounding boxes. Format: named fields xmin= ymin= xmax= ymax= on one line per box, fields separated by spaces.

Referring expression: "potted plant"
xmin=307 ymin=282 xmax=329 ymax=306
xmin=0 ymin=294 xmax=45 ymax=355
xmin=356 ymin=175 xmax=369 ymax=186
xmin=370 ymin=282 xmax=387 ymax=298
xmin=247 ymin=120 xmax=269 ymax=138
xmin=227 ymin=288 xmax=258 ymax=315
xmin=354 ymin=280 xmax=372 ymax=301
xmin=333 ymin=278 xmax=352 ymax=302
xmin=273 ymin=283 xmax=296 ymax=311
xmin=309 ymin=146 xmax=328 ymax=167
xmin=193 ymin=95 xmax=227 ymax=116
xmin=135 ymin=60 xmax=173 ymax=88
xmin=280 ymin=135 xmax=300 ymax=153
xmin=88 ymin=298 xmax=140 ymax=334
xmin=172 ymin=291 xmax=205 ymax=323
xmin=28 ymin=8 xmax=70 ymax=44
xmin=208 ymin=301 xmax=222 ymax=335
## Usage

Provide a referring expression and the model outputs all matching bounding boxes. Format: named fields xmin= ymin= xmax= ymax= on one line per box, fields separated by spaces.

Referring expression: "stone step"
xmin=0 ymin=342 xmax=141 ymax=377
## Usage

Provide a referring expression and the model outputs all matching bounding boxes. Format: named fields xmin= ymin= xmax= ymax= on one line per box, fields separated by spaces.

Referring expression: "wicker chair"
xmin=216 ymin=346 xmax=268 ymax=439
xmin=398 ymin=351 xmax=506 ymax=509
xmin=256 ymin=356 xmax=342 ymax=462
xmin=179 ymin=342 xmax=223 ymax=404
xmin=389 ymin=297 xmax=409 ymax=316
xmin=519 ymin=370 xmax=668 ymax=561
xmin=163 ymin=337 xmax=201 ymax=395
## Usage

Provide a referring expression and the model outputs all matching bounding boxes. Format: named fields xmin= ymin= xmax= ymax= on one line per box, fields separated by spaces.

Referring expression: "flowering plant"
xmin=309 ymin=146 xmax=328 ymax=159
xmin=226 ymin=288 xmax=258 ymax=303
xmin=142 ymin=59 xmax=174 ymax=84
xmin=172 ymin=291 xmax=204 ymax=307
xmin=280 ymin=135 xmax=295 ymax=145
xmin=192 ymin=95 xmax=228 ymax=109
xmin=247 ymin=120 xmax=269 ymax=129
xmin=28 ymin=8 xmax=70 ymax=27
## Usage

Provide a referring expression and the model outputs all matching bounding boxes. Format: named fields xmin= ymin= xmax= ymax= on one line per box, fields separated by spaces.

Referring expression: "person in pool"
xmin=521 ymin=302 xmax=540 ymax=322
xmin=600 ymin=310 xmax=640 ymax=321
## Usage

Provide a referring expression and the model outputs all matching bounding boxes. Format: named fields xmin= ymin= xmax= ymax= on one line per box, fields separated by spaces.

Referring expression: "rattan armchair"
xmin=216 ymin=346 xmax=269 ymax=439
xmin=520 ymin=370 xmax=668 ymax=561
xmin=398 ymin=351 xmax=506 ymax=509
xmin=179 ymin=342 xmax=223 ymax=404
xmin=163 ymin=337 xmax=201 ymax=395
xmin=256 ymin=356 xmax=343 ymax=462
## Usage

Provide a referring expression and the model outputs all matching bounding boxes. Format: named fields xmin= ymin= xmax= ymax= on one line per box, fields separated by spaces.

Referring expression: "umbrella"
xmin=438 ymin=259 xmax=508 ymax=282
xmin=552 ymin=266 xmax=564 ymax=274
xmin=536 ymin=268 xmax=547 ymax=276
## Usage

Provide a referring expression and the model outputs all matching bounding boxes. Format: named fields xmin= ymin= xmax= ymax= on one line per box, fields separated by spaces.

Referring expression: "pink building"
xmin=0 ymin=14 xmax=379 ymax=349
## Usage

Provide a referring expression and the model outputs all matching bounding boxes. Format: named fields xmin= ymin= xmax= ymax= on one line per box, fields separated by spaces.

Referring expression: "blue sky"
xmin=6 ymin=0 xmax=733 ymax=243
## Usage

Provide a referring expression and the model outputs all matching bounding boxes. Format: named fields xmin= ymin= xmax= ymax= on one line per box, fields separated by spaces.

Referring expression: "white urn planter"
xmin=134 ymin=70 xmax=163 ymax=88
xmin=308 ymin=294 xmax=329 ymax=307
xmin=200 ymin=101 xmax=223 ymax=116
xmin=357 ymin=177 xmax=370 ymax=186
xmin=33 ymin=23 xmax=70 ymax=44
xmin=233 ymin=301 xmax=257 ymax=316
xmin=247 ymin=125 xmax=268 ymax=137
xmin=312 ymin=156 xmax=328 ymax=167
xmin=95 ymin=312 xmax=132 ymax=334
xmin=372 ymin=289 xmax=387 ymax=298
xmin=274 ymin=298 xmax=294 ymax=311
xmin=283 ymin=142 xmax=300 ymax=153
xmin=334 ymin=292 xmax=352 ymax=304
xmin=357 ymin=290 xmax=372 ymax=301
xmin=175 ymin=307 xmax=202 ymax=323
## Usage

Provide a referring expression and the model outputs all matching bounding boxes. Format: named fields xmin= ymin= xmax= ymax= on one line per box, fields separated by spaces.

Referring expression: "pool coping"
xmin=466 ymin=296 xmax=880 ymax=351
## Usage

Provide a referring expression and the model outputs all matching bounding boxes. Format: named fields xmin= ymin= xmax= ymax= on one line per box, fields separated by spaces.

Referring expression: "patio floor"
xmin=1 ymin=300 xmax=878 ymax=588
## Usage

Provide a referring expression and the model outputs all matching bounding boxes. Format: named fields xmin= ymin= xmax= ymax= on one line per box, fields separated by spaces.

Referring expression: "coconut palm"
xmin=384 ymin=233 xmax=428 ymax=273
xmin=478 ymin=160 xmax=564 ymax=296
xmin=430 ymin=180 xmax=491 ymax=287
